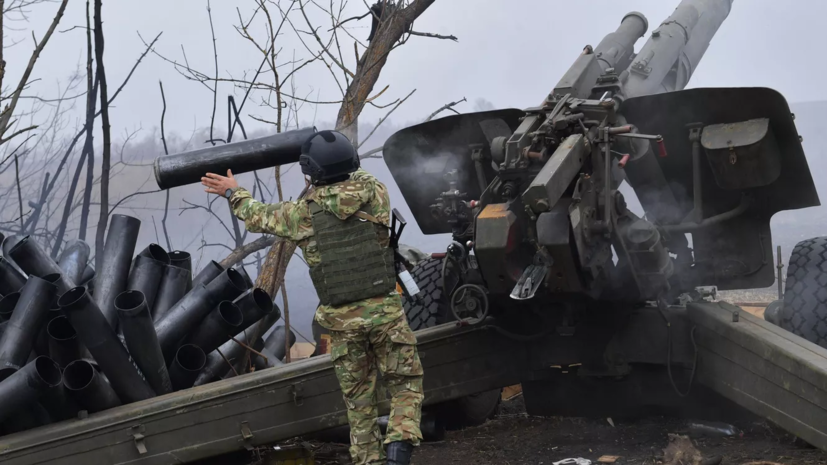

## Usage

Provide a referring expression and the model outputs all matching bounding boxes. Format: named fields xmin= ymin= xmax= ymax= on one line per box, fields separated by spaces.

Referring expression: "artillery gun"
xmin=385 ymin=0 xmax=827 ymax=431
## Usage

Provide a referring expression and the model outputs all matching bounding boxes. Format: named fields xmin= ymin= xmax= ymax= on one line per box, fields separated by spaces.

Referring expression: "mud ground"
xmin=406 ymin=397 xmax=827 ymax=465
xmin=297 ymin=396 xmax=826 ymax=465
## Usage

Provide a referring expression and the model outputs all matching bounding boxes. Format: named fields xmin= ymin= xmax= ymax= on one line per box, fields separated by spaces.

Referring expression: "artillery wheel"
xmin=780 ymin=237 xmax=827 ymax=348
xmin=402 ymin=256 xmax=501 ymax=429
xmin=403 ymin=257 xmax=451 ymax=330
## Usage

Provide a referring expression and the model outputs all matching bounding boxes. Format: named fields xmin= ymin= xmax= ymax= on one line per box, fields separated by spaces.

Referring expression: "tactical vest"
xmin=308 ymin=201 xmax=397 ymax=307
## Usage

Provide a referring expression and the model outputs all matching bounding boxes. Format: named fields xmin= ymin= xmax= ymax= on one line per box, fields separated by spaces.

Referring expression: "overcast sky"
xmin=5 ymin=0 xmax=827 ymax=139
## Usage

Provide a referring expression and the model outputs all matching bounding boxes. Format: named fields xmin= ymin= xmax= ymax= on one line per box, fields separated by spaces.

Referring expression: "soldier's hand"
xmin=201 ymin=169 xmax=239 ymax=195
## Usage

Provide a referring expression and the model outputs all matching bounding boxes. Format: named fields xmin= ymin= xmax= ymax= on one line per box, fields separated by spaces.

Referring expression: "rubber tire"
xmin=403 ymin=257 xmax=451 ymax=331
xmin=780 ymin=237 xmax=827 ymax=348
xmin=402 ymin=256 xmax=502 ymax=429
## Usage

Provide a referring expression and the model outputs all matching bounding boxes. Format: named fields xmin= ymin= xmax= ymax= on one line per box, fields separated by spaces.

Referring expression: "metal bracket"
xmin=130 ymin=425 xmax=147 ymax=455
xmin=239 ymin=421 xmax=254 ymax=451
xmin=290 ymin=383 xmax=305 ymax=407
xmin=510 ymin=263 xmax=548 ymax=300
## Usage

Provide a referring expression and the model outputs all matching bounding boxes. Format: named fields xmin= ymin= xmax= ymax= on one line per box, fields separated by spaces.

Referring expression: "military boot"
xmin=386 ymin=441 xmax=414 ymax=465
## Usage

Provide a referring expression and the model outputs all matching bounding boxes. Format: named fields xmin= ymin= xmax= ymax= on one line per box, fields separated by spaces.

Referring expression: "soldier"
xmin=201 ymin=130 xmax=424 ymax=465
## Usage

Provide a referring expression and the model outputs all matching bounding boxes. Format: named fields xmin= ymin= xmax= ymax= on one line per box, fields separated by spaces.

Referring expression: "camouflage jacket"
xmin=230 ymin=168 xmax=404 ymax=331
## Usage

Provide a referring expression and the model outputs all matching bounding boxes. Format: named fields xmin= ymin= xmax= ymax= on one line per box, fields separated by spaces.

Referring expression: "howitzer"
xmin=383 ymin=0 xmax=818 ymax=307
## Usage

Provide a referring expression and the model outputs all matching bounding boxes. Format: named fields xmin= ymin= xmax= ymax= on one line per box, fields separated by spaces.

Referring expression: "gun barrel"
xmin=623 ymin=0 xmax=733 ymax=98
xmin=594 ymin=11 xmax=649 ymax=73
xmin=154 ymin=127 xmax=317 ymax=190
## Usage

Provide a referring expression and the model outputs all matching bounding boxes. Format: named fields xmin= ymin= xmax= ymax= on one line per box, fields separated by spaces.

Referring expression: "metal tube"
xmin=8 ymin=237 xmax=74 ymax=294
xmin=116 ymin=290 xmax=173 ymax=395
xmin=594 ymin=11 xmax=649 ymax=73
xmin=138 ymin=243 xmax=171 ymax=265
xmin=63 ymin=359 xmax=121 ymax=413
xmin=0 ymin=356 xmax=62 ymax=423
xmin=58 ymin=287 xmax=156 ymax=403
xmin=777 ymin=245 xmax=784 ymax=301
xmin=623 ymin=0 xmax=732 ymax=97
xmin=192 ymin=260 xmax=224 ymax=289
xmin=0 ymin=275 xmax=59 ymax=377
xmin=235 ymin=266 xmax=254 ymax=289
xmin=193 ymin=310 xmax=281 ymax=386
xmin=126 ymin=255 xmax=165 ymax=313
xmin=57 ymin=239 xmax=91 ymax=286
xmin=47 ymin=316 xmax=82 ymax=369
xmin=253 ymin=346 xmax=284 ymax=370
xmin=168 ymin=251 xmax=192 ymax=292
xmin=0 ymin=402 xmax=51 ymax=435
xmin=234 ymin=288 xmax=278 ymax=331
xmin=79 ymin=265 xmax=95 ymax=286
xmin=39 ymin=383 xmax=82 ymax=422
xmin=2 ymin=235 xmax=24 ymax=263
xmin=662 ymin=195 xmax=752 ymax=233
xmin=222 ymin=337 xmax=266 ymax=380
xmin=168 ymin=251 xmax=192 ymax=272
xmin=185 ymin=301 xmax=243 ymax=355
xmin=153 ymin=264 xmax=191 ymax=322
xmin=0 ymin=292 xmax=18 ymax=322
xmin=264 ymin=325 xmax=296 ymax=362
xmin=154 ymin=268 xmax=248 ymax=360
xmin=35 ymin=302 xmax=63 ymax=357
xmin=153 ymin=127 xmax=317 ymax=190
xmin=168 ymin=344 xmax=206 ymax=391
xmin=93 ymin=214 xmax=141 ymax=330
xmin=0 ymin=257 xmax=26 ymax=295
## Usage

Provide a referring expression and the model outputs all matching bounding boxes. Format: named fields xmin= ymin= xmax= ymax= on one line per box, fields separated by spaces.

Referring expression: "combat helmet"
xmin=300 ymin=130 xmax=359 ymax=185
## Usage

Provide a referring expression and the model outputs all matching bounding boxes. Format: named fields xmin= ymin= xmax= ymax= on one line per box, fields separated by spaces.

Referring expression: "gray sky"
xmin=6 ymin=0 xmax=827 ymax=138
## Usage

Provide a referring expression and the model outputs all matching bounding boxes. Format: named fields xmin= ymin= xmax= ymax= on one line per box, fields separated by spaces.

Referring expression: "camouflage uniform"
xmin=231 ymin=168 xmax=424 ymax=465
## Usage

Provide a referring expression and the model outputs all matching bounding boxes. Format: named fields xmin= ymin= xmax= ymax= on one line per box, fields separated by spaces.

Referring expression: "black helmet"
xmin=300 ymin=130 xmax=360 ymax=184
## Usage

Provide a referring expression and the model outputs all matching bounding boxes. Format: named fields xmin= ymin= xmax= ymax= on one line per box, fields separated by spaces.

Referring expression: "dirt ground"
xmin=286 ymin=396 xmax=826 ymax=465
xmin=403 ymin=397 xmax=827 ymax=465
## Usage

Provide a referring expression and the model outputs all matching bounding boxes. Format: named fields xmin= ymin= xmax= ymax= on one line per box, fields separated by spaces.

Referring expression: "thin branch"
xmin=357 ymin=88 xmax=415 ymax=149
xmin=207 ymin=0 xmax=219 ymax=146
xmin=109 ymin=190 xmax=161 ymax=215
xmin=408 ymin=30 xmax=458 ymax=42
xmin=159 ymin=80 xmax=172 ymax=251
xmin=0 ymin=0 xmax=69 ymax=144
xmin=14 ymin=154 xmax=23 ymax=231
xmin=93 ymin=0 xmax=111 ymax=273
xmin=425 ymin=96 xmax=466 ymax=121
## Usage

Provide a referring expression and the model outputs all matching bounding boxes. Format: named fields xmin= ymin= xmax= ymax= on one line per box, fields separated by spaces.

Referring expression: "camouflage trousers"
xmin=330 ymin=316 xmax=424 ymax=465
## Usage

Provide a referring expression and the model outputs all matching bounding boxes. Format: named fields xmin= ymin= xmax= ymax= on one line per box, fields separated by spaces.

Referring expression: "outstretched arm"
xmin=201 ymin=170 xmax=311 ymax=240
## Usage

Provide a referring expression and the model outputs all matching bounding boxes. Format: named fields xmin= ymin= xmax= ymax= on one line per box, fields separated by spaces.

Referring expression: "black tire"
xmin=780 ymin=237 xmax=827 ymax=348
xmin=402 ymin=256 xmax=502 ymax=429
xmin=403 ymin=257 xmax=450 ymax=331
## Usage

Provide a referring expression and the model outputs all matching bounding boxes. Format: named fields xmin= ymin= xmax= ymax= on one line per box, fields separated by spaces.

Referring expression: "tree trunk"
xmin=93 ymin=0 xmax=111 ymax=272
